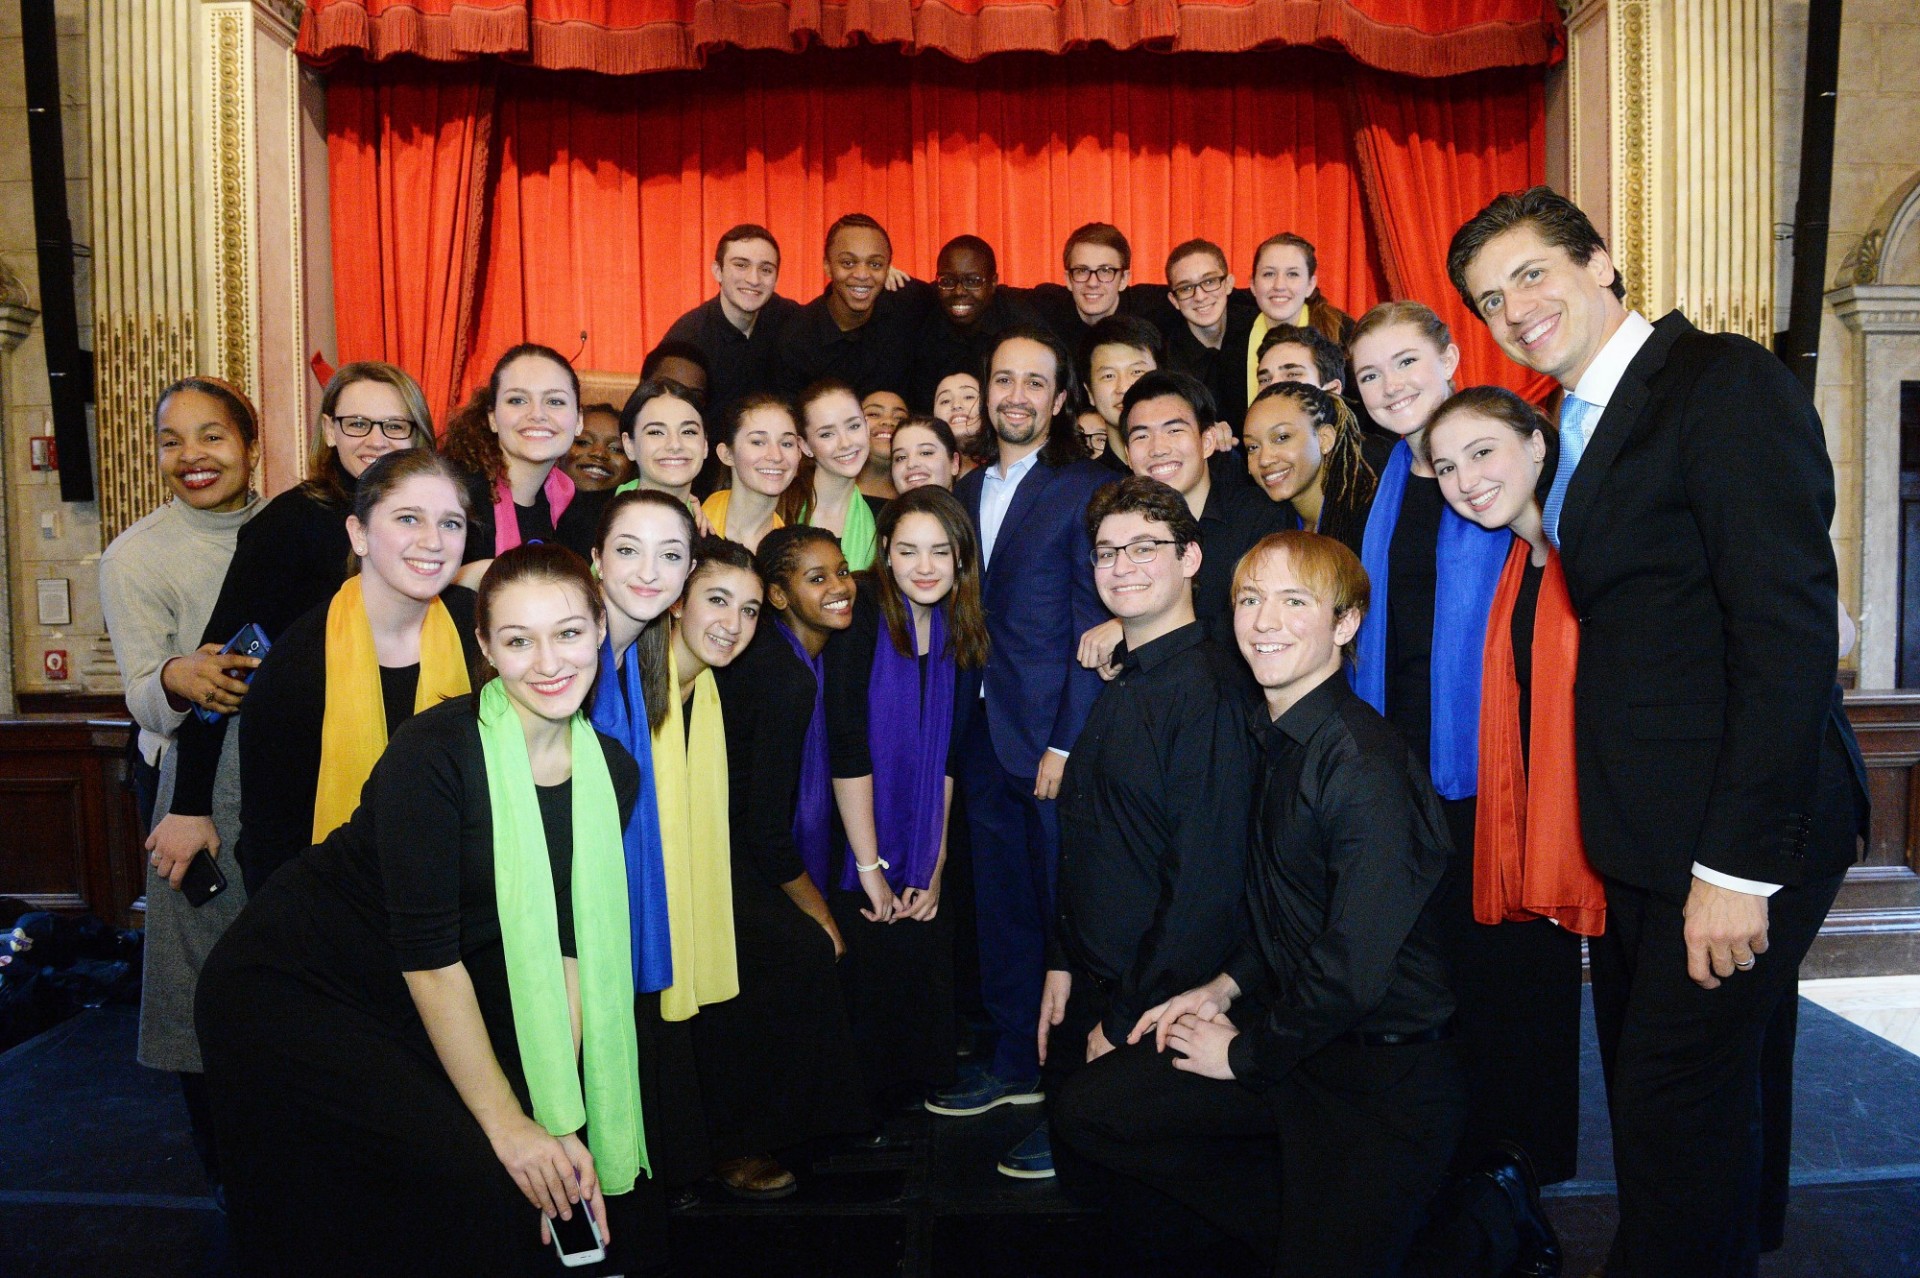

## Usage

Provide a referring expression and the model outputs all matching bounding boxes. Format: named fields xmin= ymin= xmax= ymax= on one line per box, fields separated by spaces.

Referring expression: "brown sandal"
xmin=716 ymin=1153 xmax=798 ymax=1200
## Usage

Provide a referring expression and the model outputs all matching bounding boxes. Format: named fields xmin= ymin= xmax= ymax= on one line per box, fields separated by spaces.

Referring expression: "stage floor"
xmin=4 ymin=993 xmax=1918 ymax=1277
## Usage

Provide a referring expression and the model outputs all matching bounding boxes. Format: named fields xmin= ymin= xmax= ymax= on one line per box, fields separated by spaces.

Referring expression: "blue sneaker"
xmin=924 ymin=1070 xmax=1043 ymax=1117
xmin=996 ymin=1122 xmax=1055 ymax=1180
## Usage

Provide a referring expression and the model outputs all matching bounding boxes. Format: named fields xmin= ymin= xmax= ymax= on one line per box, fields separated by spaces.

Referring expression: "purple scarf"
xmin=775 ymin=619 xmax=835 ymax=894
xmin=842 ymin=605 xmax=953 ymax=894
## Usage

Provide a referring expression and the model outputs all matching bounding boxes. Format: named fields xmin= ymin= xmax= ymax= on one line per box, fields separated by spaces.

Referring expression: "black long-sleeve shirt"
xmin=714 ymin=628 xmax=817 ymax=887
xmin=1163 ymin=299 xmax=1261 ymax=431
xmin=903 ymin=289 xmax=1046 ymax=412
xmin=1192 ymin=474 xmax=1297 ymax=647
xmin=232 ymin=587 xmax=479 ymax=894
xmin=662 ymin=293 xmax=802 ymax=425
xmin=1224 ymin=673 xmax=1456 ymax=1092
xmin=773 ymin=283 xmax=938 ymax=400
xmin=1054 ymin=623 xmax=1259 ymax=1047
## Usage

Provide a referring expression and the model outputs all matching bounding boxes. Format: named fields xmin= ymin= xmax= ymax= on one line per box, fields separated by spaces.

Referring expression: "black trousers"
xmin=1053 ymin=1034 xmax=1466 ymax=1278
xmin=1589 ymin=867 xmax=1845 ymax=1278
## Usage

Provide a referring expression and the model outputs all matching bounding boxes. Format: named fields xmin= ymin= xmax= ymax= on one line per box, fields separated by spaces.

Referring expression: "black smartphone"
xmin=193 ymin=623 xmax=272 ymax=724
xmin=548 ymin=1203 xmax=605 ymax=1268
xmin=179 ymin=849 xmax=228 ymax=908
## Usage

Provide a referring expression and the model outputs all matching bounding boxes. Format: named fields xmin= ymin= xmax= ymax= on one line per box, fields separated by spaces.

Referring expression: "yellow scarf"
xmin=653 ymin=640 xmax=739 ymax=1021
xmin=312 ymin=576 xmax=471 ymax=841
xmin=701 ymin=489 xmax=783 ymax=542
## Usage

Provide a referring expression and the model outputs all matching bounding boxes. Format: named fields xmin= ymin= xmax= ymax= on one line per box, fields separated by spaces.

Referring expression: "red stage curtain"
xmin=300 ymin=0 xmax=1564 ymax=78
xmin=326 ymin=65 xmax=498 ymax=426
xmin=326 ymin=46 xmax=1549 ymax=419
xmin=465 ymin=47 xmax=1384 ymax=400
xmin=1348 ymin=65 xmax=1557 ymax=401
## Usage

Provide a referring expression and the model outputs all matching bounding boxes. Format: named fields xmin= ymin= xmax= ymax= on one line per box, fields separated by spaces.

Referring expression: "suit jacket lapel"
xmin=1558 ymin=312 xmax=1690 ymax=567
xmin=985 ymin=458 xmax=1057 ymax=586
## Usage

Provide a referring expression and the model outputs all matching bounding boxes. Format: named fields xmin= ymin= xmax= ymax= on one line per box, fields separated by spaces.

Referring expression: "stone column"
xmin=0 ymin=261 xmax=39 ymax=713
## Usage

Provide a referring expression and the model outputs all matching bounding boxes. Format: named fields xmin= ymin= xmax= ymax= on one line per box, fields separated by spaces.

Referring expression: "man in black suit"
xmin=1449 ymin=186 xmax=1868 ymax=1278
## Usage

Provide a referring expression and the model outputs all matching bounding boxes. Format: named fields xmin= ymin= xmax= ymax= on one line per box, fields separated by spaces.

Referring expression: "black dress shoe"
xmin=1469 ymin=1141 xmax=1562 ymax=1278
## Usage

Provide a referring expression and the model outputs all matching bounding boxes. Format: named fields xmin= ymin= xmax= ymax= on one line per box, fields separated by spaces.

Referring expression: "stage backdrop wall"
xmin=324 ymin=45 xmax=1552 ymax=424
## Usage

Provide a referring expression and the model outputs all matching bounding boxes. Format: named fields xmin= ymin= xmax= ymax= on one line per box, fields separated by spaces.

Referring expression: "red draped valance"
xmin=299 ymin=0 xmax=1564 ymax=78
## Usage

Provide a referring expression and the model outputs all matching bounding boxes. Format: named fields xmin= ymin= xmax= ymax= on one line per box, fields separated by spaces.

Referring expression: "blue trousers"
xmin=958 ymin=705 xmax=1059 ymax=1083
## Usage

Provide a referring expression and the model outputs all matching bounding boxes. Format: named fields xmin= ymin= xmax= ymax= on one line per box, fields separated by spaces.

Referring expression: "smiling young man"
xmin=775 ymin=214 xmax=935 ymax=401
xmin=1052 ymin=531 xmax=1475 ymax=1277
xmin=1160 ymin=239 xmax=1260 ymax=433
xmin=662 ymin=225 xmax=800 ymax=424
xmin=1116 ymin=371 xmax=1291 ymax=643
xmin=905 ymin=235 xmax=1045 ymax=412
xmin=1450 ymin=185 xmax=1869 ymax=1277
xmin=1040 ymin=476 xmax=1256 ymax=1193
xmin=933 ymin=327 xmax=1111 ymax=1163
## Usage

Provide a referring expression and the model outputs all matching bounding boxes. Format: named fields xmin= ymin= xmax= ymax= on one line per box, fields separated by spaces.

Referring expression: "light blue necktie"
xmin=1543 ymin=394 xmax=1596 ymax=549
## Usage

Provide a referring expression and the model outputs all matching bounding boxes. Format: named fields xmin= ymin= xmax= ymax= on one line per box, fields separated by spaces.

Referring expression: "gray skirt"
xmin=137 ymin=727 xmax=246 ymax=1073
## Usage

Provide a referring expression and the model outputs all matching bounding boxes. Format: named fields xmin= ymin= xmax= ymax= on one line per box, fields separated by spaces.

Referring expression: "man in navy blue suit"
xmin=928 ymin=325 xmax=1114 ymax=1178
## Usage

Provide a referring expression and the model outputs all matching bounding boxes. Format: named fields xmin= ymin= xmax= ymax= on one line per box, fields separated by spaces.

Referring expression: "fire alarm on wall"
xmin=28 ymin=437 xmax=57 ymax=471
xmin=43 ymin=650 xmax=68 ymax=681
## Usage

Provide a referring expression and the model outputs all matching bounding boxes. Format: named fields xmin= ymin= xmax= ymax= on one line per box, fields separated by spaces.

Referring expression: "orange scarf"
xmin=1475 ymin=538 xmax=1606 ymax=937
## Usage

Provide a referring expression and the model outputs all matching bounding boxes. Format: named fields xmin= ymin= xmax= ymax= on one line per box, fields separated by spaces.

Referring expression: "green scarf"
xmin=478 ymin=680 xmax=647 ymax=1194
xmin=804 ymin=489 xmax=876 ymax=570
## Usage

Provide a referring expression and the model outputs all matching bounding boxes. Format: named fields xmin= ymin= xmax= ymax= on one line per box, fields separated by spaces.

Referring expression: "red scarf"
xmin=492 ymin=466 xmax=575 ymax=556
xmin=1475 ymin=538 xmax=1606 ymax=937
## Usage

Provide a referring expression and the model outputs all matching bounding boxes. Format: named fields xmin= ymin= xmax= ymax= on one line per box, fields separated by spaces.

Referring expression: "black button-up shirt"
xmin=1192 ymin=469 xmax=1296 ymax=646
xmin=773 ymin=283 xmax=937 ymax=400
xmin=1054 ymin=622 xmax=1259 ymax=1046
xmin=904 ymin=288 xmax=1046 ymax=412
xmin=1224 ymin=673 xmax=1456 ymax=1092
xmin=661 ymin=293 xmax=800 ymax=425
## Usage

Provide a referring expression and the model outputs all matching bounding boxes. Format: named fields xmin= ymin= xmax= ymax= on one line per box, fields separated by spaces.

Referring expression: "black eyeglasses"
xmin=1170 ymin=273 xmax=1229 ymax=302
xmin=1090 ymin=539 xmax=1179 ymax=569
xmin=331 ymin=415 xmax=416 ymax=440
xmin=1067 ymin=265 xmax=1122 ymax=284
xmin=936 ymin=273 xmax=992 ymax=291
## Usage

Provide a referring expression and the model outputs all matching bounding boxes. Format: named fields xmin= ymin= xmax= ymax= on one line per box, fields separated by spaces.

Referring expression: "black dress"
xmin=195 ymin=697 xmax=644 ymax=1277
xmin=1384 ymin=477 xmax=1583 ymax=1185
xmin=701 ymin=630 xmax=873 ymax=1156
xmin=823 ymin=593 xmax=974 ymax=1095
xmin=233 ymin=588 xmax=478 ymax=895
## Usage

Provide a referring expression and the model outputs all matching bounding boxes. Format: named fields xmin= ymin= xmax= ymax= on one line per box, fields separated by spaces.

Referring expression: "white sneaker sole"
xmin=923 ymin=1090 xmax=1045 ymax=1118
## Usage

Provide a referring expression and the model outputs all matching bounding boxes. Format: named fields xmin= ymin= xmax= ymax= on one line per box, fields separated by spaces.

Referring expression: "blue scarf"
xmin=589 ymin=636 xmax=675 ymax=993
xmin=775 ymin=619 xmax=836 ymax=894
xmin=1353 ymin=439 xmax=1509 ymax=800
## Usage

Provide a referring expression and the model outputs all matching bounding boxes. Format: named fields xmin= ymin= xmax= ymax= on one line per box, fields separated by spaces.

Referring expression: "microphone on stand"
xmin=571 ymin=330 xmax=589 ymax=364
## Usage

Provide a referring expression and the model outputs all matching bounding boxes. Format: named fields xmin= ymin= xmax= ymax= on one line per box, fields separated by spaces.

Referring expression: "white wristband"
xmin=855 ymin=857 xmax=891 ymax=874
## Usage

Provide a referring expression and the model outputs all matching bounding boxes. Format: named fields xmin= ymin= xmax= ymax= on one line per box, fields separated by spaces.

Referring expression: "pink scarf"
xmin=492 ymin=466 xmax=576 ymax=556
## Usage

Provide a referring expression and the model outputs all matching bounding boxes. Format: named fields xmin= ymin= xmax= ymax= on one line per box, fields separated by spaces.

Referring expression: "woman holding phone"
xmin=101 ymin=376 xmax=262 ymax=1198
xmin=146 ymin=362 xmax=437 ymax=971
xmin=197 ymin=543 xmax=649 ymax=1276
xmin=826 ymin=487 xmax=987 ymax=1100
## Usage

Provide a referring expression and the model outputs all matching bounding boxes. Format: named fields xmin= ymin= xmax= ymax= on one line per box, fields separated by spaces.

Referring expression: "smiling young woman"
xmin=825 ymin=488 xmax=989 ymax=1103
xmin=195 ymin=541 xmax=655 ymax=1276
xmin=694 ymin=526 xmax=873 ymax=1198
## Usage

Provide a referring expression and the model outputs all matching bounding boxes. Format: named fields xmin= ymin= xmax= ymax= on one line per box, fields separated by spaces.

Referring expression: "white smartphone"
xmin=548 ymin=1202 xmax=606 ymax=1268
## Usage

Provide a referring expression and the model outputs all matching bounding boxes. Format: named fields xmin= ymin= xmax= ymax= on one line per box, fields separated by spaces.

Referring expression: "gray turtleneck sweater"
xmin=100 ymin=495 xmax=261 ymax=767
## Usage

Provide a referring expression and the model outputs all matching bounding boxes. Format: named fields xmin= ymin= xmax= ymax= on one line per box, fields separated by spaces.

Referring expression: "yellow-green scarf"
xmin=313 ymin=575 xmax=471 ymax=842
xmin=653 ymin=641 xmax=739 ymax=1022
xmin=478 ymin=679 xmax=646 ymax=1194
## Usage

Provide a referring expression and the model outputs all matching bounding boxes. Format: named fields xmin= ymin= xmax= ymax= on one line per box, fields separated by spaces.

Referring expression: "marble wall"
xmin=0 ymin=0 xmax=114 ymax=706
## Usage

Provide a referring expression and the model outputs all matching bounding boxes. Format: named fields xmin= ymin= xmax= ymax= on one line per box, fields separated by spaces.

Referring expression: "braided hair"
xmin=1248 ymin=380 xmax=1377 ymax=519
